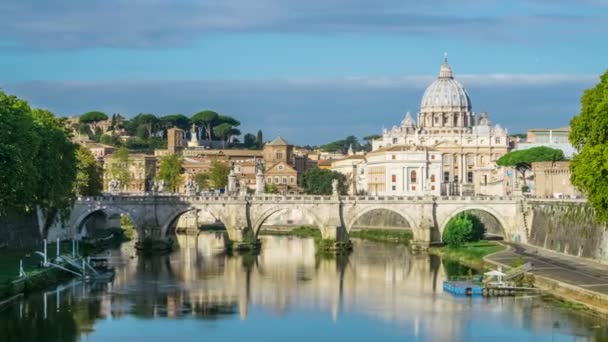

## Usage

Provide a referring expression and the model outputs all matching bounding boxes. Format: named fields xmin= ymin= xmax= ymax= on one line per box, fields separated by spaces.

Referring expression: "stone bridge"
xmin=47 ymin=194 xmax=528 ymax=250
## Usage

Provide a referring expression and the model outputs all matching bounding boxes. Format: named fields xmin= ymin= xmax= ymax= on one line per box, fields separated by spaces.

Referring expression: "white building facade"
xmin=365 ymin=55 xmax=510 ymax=196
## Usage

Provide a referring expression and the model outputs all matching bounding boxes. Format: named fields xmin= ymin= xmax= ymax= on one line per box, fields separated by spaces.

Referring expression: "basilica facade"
xmin=356 ymin=56 xmax=509 ymax=196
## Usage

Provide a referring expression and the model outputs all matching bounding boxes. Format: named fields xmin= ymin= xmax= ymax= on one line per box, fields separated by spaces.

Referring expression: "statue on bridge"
xmin=185 ymin=179 xmax=197 ymax=195
xmin=332 ymin=179 xmax=339 ymax=196
xmin=109 ymin=179 xmax=120 ymax=194
xmin=155 ymin=179 xmax=166 ymax=193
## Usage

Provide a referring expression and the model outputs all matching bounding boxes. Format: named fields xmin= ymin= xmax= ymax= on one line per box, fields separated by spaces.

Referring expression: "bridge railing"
xmin=77 ymin=193 xmax=522 ymax=203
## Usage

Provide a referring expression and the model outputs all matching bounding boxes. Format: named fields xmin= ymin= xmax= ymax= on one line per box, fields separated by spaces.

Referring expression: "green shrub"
xmin=443 ymin=214 xmax=486 ymax=248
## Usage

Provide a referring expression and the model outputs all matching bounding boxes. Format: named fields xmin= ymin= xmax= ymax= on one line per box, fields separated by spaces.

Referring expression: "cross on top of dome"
xmin=439 ymin=52 xmax=453 ymax=79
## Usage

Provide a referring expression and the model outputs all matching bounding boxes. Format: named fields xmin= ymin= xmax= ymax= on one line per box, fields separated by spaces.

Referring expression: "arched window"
xmin=410 ymin=170 xmax=417 ymax=183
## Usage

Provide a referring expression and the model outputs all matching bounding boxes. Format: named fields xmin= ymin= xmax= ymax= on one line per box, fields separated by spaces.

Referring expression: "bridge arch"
xmin=160 ymin=205 xmax=223 ymax=238
xmin=345 ymin=206 xmax=422 ymax=241
xmin=71 ymin=205 xmax=140 ymax=239
xmin=251 ymin=206 xmax=327 ymax=237
xmin=439 ymin=206 xmax=508 ymax=240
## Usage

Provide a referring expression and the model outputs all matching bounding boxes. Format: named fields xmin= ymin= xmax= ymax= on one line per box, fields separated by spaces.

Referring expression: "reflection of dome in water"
xmin=420 ymin=55 xmax=471 ymax=113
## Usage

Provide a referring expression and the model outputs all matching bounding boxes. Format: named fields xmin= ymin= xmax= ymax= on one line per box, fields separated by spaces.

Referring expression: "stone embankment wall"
xmin=528 ymin=201 xmax=608 ymax=262
xmin=0 ymin=212 xmax=41 ymax=248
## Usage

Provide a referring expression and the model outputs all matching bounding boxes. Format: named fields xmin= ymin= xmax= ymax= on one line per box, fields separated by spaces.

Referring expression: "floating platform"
xmin=443 ymin=281 xmax=484 ymax=296
xmin=443 ymin=280 xmax=538 ymax=297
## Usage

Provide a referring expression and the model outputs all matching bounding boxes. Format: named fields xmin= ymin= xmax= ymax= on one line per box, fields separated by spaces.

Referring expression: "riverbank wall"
xmin=0 ymin=212 xmax=41 ymax=249
xmin=527 ymin=200 xmax=608 ymax=263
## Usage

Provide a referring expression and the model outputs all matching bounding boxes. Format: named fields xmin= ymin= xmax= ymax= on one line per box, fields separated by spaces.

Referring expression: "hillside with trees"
xmin=73 ymin=110 xmax=262 ymax=152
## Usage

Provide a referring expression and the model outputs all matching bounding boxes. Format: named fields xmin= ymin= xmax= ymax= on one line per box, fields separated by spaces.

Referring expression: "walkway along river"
xmin=1 ymin=233 xmax=607 ymax=341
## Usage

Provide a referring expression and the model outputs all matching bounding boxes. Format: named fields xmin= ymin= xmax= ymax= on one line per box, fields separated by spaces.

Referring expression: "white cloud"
xmin=1 ymin=73 xmax=594 ymax=144
xmin=0 ymin=0 xmax=604 ymax=49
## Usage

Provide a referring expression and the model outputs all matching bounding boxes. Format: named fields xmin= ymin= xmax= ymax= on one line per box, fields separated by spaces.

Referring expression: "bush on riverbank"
xmin=349 ymin=229 xmax=413 ymax=245
xmin=443 ymin=214 xmax=485 ymax=248
xmin=430 ymin=241 xmax=504 ymax=270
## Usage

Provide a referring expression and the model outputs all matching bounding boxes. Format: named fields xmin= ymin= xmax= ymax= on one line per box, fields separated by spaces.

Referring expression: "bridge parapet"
xmin=76 ymin=194 xmax=521 ymax=205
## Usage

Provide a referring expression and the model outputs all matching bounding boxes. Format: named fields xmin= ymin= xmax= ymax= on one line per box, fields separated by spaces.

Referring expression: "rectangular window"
xmin=290 ymin=176 xmax=295 ymax=184
xmin=267 ymin=177 xmax=271 ymax=183
xmin=391 ymin=155 xmax=396 ymax=160
xmin=495 ymin=137 xmax=501 ymax=144
xmin=483 ymin=175 xmax=488 ymax=185
xmin=411 ymin=185 xmax=416 ymax=191
xmin=467 ymin=171 xmax=473 ymax=183
xmin=392 ymin=138 xmax=398 ymax=144
xmin=454 ymin=175 xmax=459 ymax=183
xmin=392 ymin=185 xmax=396 ymax=191
xmin=274 ymin=176 xmax=279 ymax=184
xmin=282 ymin=177 xmax=287 ymax=184
xmin=443 ymin=172 xmax=450 ymax=182
xmin=391 ymin=175 xmax=397 ymax=182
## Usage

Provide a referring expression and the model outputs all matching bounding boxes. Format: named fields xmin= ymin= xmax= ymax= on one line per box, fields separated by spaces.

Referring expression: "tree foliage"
xmin=74 ymin=146 xmax=103 ymax=196
xmin=157 ymin=154 xmax=184 ymax=193
xmin=0 ymin=91 xmax=78 ymax=219
xmin=191 ymin=110 xmax=219 ymax=145
xmin=79 ymin=111 xmax=108 ymax=124
xmin=31 ymin=109 xmax=78 ymax=217
xmin=442 ymin=213 xmax=486 ymax=248
xmin=257 ymin=130 xmax=263 ymax=149
xmin=109 ymin=147 xmax=131 ymax=190
xmin=320 ymin=135 xmax=361 ymax=153
xmin=159 ymin=114 xmax=190 ymax=132
xmin=193 ymin=172 xmax=210 ymax=190
xmin=496 ymin=146 xmax=565 ymax=185
xmin=569 ymin=70 xmax=608 ymax=221
xmin=0 ymin=92 xmax=40 ymax=214
xmin=208 ymin=159 xmax=230 ymax=189
xmin=302 ymin=168 xmax=347 ymax=195
xmin=264 ymin=183 xmax=279 ymax=194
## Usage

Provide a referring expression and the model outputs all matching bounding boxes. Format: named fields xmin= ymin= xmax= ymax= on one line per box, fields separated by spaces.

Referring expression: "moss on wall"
xmin=529 ymin=202 xmax=608 ymax=261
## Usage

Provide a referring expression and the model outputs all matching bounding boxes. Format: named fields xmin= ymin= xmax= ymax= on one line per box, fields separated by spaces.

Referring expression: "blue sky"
xmin=0 ymin=0 xmax=606 ymax=144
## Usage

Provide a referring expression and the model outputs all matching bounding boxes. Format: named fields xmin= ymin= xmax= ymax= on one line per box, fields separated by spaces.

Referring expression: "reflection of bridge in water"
xmin=51 ymin=195 xmax=528 ymax=250
xmin=6 ymin=233 xmax=603 ymax=341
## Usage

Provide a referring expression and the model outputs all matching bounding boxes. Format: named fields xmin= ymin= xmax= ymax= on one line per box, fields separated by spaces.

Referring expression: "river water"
xmin=1 ymin=233 xmax=607 ymax=342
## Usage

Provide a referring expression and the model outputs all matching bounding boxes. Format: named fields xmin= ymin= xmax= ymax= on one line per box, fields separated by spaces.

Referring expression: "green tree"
xmin=109 ymin=147 xmax=131 ymax=190
xmin=213 ymin=123 xmax=234 ymax=148
xmin=208 ymin=159 xmax=230 ymax=189
xmin=193 ymin=173 xmax=210 ymax=190
xmin=99 ymin=133 xmax=122 ymax=147
xmin=496 ymin=146 xmax=565 ymax=186
xmin=243 ymin=133 xmax=257 ymax=148
xmin=157 ymin=154 xmax=184 ymax=193
xmin=79 ymin=111 xmax=108 ymax=129
xmin=191 ymin=110 xmax=219 ymax=146
xmin=302 ymin=168 xmax=347 ymax=195
xmin=159 ymin=114 xmax=190 ymax=132
xmin=0 ymin=91 xmax=40 ymax=215
xmin=74 ymin=146 xmax=103 ymax=196
xmin=30 ymin=109 xmax=78 ymax=221
xmin=442 ymin=214 xmax=485 ymax=248
xmin=264 ymin=183 xmax=279 ymax=194
xmin=320 ymin=135 xmax=361 ymax=153
xmin=257 ymin=130 xmax=263 ymax=149
xmin=126 ymin=113 xmax=159 ymax=138
xmin=570 ymin=70 xmax=608 ymax=221
xmin=216 ymin=115 xmax=240 ymax=127
xmin=363 ymin=134 xmax=381 ymax=151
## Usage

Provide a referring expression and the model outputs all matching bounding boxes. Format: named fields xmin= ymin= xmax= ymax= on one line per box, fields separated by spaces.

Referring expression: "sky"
xmin=0 ymin=0 xmax=606 ymax=145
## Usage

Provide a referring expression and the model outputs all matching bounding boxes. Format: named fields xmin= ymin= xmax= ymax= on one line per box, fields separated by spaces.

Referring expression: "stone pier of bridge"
xmin=46 ymin=194 xmax=528 ymax=253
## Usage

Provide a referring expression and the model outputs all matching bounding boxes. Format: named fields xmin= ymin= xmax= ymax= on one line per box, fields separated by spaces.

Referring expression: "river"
xmin=1 ymin=233 xmax=607 ymax=341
